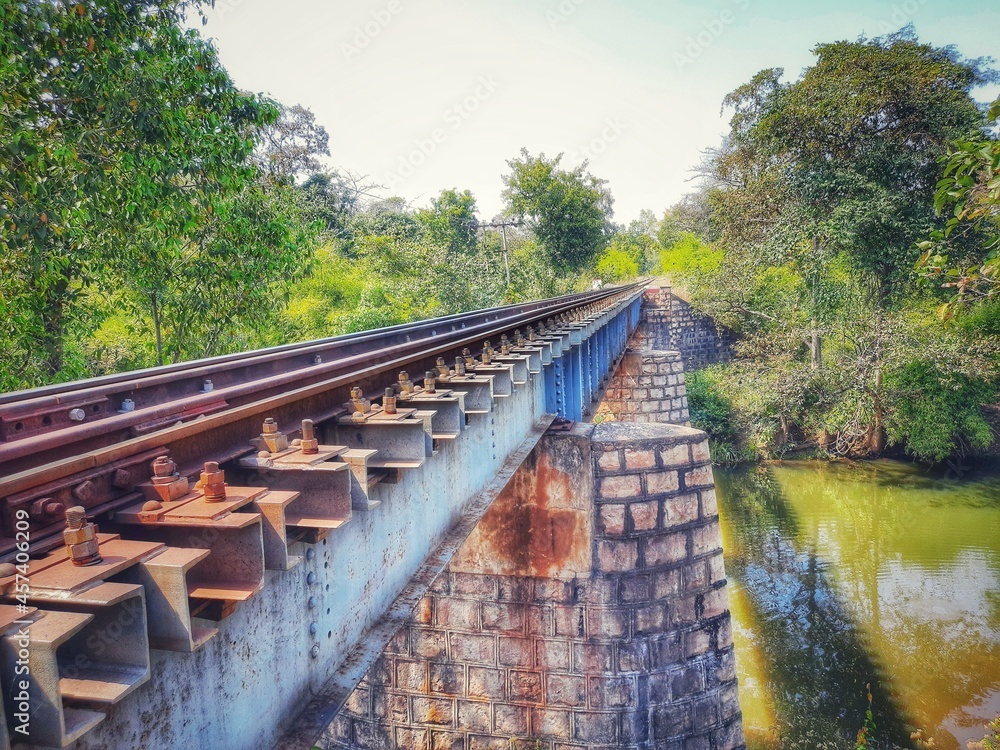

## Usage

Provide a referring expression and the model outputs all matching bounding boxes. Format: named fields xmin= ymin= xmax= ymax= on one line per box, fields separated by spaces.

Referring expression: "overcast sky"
xmin=199 ymin=0 xmax=1000 ymax=225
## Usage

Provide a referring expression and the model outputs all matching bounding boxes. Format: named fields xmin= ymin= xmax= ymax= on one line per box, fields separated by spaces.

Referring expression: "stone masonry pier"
xmin=322 ymin=421 xmax=744 ymax=749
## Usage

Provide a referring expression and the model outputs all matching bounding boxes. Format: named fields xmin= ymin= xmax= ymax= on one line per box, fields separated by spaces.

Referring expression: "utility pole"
xmin=467 ymin=220 xmax=523 ymax=288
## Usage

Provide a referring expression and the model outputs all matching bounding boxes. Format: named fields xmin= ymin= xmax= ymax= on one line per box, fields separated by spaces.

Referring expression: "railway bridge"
xmin=0 ymin=282 xmax=743 ymax=750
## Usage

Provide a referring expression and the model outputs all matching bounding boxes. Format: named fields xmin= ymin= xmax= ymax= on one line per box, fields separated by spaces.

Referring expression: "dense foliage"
xmin=0 ymin=3 xmax=638 ymax=392
xmin=672 ymin=28 xmax=1000 ymax=463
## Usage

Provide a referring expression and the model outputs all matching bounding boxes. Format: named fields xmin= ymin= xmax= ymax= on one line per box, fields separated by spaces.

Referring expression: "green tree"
xmin=501 ymin=149 xmax=614 ymax=272
xmin=415 ymin=189 xmax=478 ymax=256
xmin=677 ymin=29 xmax=999 ymax=460
xmin=1 ymin=0 xmax=301 ymax=383
xmin=918 ymin=97 xmax=1000 ymax=306
xmin=253 ymin=103 xmax=329 ymax=184
xmin=595 ymin=247 xmax=638 ymax=282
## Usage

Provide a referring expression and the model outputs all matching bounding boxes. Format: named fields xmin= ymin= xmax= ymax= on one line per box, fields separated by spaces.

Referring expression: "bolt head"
xmin=152 ymin=457 xmax=176 ymax=477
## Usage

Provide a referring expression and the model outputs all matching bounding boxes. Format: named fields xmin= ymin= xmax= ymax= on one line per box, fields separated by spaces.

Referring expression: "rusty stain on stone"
xmin=450 ymin=431 xmax=593 ymax=579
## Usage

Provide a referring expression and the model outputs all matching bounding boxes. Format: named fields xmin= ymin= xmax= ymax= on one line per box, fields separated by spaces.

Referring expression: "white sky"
xmin=198 ymin=0 xmax=1000 ymax=225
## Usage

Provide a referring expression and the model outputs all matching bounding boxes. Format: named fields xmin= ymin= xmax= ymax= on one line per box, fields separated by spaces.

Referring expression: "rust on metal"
xmin=63 ymin=505 xmax=103 ymax=566
xmin=299 ymin=418 xmax=319 ymax=455
xmin=199 ymin=461 xmax=227 ymax=502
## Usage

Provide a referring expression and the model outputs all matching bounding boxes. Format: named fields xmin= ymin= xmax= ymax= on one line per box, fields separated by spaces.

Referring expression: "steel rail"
xmin=0 ymin=288 xmax=616 ymax=409
xmin=0 ymin=283 xmax=644 ymax=499
xmin=0 ymin=287 xmax=630 ymax=471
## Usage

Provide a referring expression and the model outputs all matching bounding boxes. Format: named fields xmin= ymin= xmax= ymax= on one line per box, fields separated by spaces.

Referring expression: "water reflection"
xmin=716 ymin=462 xmax=1000 ymax=750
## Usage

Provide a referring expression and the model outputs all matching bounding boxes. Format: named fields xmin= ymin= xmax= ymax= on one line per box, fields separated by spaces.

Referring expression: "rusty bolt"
xmin=423 ymin=371 xmax=436 ymax=394
xmin=481 ymin=342 xmax=493 ymax=365
xmin=397 ymin=371 xmax=414 ymax=396
xmin=383 ymin=388 xmax=397 ymax=415
xmin=63 ymin=506 xmax=102 ymax=566
xmin=500 ymin=334 xmax=511 ymax=355
xmin=455 ymin=356 xmax=467 ymax=378
xmin=300 ymin=419 xmax=319 ymax=455
xmin=527 ymin=325 xmax=536 ymax=342
xmin=30 ymin=498 xmax=66 ymax=521
xmin=112 ymin=468 xmax=133 ymax=489
xmin=436 ymin=357 xmax=450 ymax=378
xmin=462 ymin=348 xmax=475 ymax=368
xmin=151 ymin=456 xmax=180 ymax=486
xmin=262 ymin=418 xmax=279 ymax=435
xmin=152 ymin=456 xmax=175 ymax=477
xmin=72 ymin=480 xmax=98 ymax=504
xmin=200 ymin=461 xmax=226 ymax=502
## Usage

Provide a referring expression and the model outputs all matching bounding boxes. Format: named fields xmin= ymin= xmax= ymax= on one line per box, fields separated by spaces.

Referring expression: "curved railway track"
xmin=0 ymin=282 xmax=645 ymax=558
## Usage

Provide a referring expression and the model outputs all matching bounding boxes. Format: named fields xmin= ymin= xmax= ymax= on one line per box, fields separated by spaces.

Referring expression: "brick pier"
xmin=323 ymin=422 xmax=744 ymax=749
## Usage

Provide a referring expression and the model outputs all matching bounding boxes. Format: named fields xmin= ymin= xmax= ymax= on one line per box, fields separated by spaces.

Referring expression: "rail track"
xmin=0 ymin=282 xmax=644 ymax=559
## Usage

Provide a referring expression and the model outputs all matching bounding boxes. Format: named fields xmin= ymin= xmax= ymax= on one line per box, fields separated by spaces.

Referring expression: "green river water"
xmin=715 ymin=460 xmax=1000 ymax=749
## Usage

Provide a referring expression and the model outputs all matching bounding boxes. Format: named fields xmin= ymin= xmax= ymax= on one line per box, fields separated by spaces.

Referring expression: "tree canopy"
xmin=501 ymin=149 xmax=614 ymax=272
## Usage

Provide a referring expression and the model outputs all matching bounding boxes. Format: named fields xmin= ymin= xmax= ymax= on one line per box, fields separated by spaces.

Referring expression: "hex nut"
xmin=62 ymin=524 xmax=96 ymax=546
